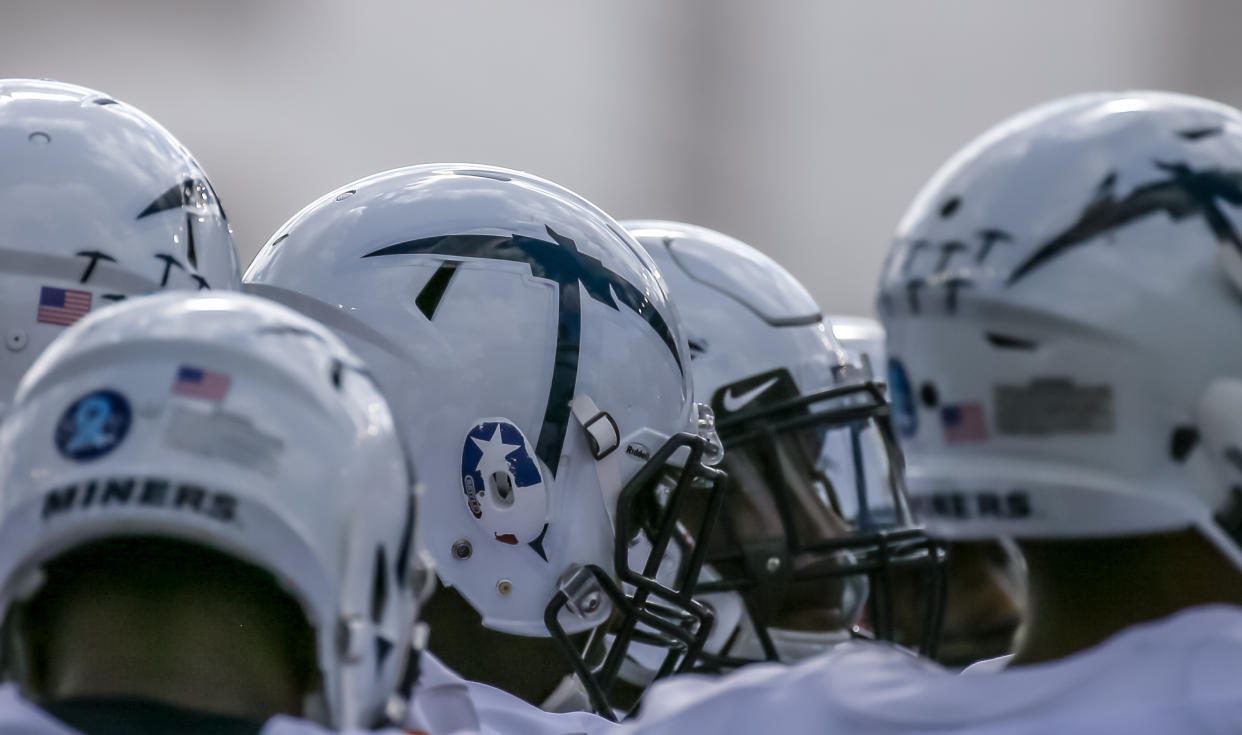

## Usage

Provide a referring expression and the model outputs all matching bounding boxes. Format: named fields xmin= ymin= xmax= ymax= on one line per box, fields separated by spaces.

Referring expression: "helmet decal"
xmin=137 ymin=178 xmax=226 ymax=221
xmin=413 ymin=261 xmax=460 ymax=320
xmin=887 ymin=358 xmax=917 ymax=439
xmin=73 ymin=250 xmax=118 ymax=283
xmin=54 ymin=388 xmax=131 ymax=462
xmin=709 ymin=367 xmax=799 ymax=421
xmin=133 ymin=177 xmax=227 ymax=289
xmin=461 ymin=419 xmax=549 ymax=548
xmin=36 ymin=285 xmax=92 ymax=326
xmin=1008 ymin=161 xmax=1242 ymax=285
xmin=365 ymin=225 xmax=682 ymax=475
xmin=897 ymin=161 xmax=1242 ymax=309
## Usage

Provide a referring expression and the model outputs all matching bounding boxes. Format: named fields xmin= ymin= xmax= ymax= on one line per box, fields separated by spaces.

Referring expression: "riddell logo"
xmin=42 ymin=476 xmax=238 ymax=524
xmin=912 ymin=490 xmax=1032 ymax=521
xmin=625 ymin=443 xmax=651 ymax=461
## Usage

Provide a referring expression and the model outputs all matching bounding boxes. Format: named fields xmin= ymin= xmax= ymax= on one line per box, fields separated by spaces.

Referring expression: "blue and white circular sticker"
xmin=54 ymin=389 xmax=132 ymax=462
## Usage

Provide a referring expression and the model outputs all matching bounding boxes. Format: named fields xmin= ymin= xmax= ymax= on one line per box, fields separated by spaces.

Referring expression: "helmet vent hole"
xmin=1169 ymin=426 xmax=1200 ymax=463
xmin=919 ymin=382 xmax=939 ymax=408
xmin=939 ymin=197 xmax=961 ymax=218
xmin=985 ymin=332 xmax=1038 ymax=351
xmin=27 ymin=131 xmax=50 ymax=145
xmin=371 ymin=546 xmax=389 ymax=623
xmin=92 ymin=98 xmax=117 ymax=106
xmin=1179 ymin=126 xmax=1223 ymax=141
xmin=489 ymin=471 xmax=515 ymax=507
xmin=270 ymin=233 xmax=290 ymax=248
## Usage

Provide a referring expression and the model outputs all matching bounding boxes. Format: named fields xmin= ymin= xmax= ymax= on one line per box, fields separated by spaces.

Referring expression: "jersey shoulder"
xmin=407 ymin=652 xmax=615 ymax=735
xmin=625 ymin=608 xmax=1242 ymax=735
xmin=623 ymin=643 xmax=918 ymax=735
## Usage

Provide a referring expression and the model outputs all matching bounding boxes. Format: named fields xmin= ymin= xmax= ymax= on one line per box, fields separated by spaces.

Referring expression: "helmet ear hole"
xmin=490 ymin=471 xmax=515 ymax=507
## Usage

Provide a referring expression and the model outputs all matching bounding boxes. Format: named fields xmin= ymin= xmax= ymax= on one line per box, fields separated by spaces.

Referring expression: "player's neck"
xmin=422 ymin=583 xmax=581 ymax=709
xmin=36 ymin=590 xmax=306 ymax=723
xmin=1011 ymin=531 xmax=1242 ymax=666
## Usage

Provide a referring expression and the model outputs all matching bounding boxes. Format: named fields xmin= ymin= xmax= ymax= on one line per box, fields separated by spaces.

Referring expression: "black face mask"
xmin=543 ymin=429 xmax=728 ymax=721
xmin=691 ymin=369 xmax=947 ymax=669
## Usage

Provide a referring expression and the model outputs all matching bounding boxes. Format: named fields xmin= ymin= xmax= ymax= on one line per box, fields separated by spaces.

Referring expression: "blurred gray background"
xmin=4 ymin=0 xmax=1238 ymax=315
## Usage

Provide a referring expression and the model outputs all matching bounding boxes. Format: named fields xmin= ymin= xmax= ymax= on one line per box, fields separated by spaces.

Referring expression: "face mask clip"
xmin=557 ymin=564 xmax=606 ymax=619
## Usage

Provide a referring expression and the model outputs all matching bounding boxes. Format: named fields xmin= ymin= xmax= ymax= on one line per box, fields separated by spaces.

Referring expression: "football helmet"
xmin=626 ymin=221 xmax=944 ymax=666
xmin=0 ymin=292 xmax=425 ymax=728
xmin=878 ymin=91 xmax=1242 ymax=570
xmin=0 ymin=79 xmax=241 ymax=412
xmin=244 ymin=165 xmax=726 ymax=717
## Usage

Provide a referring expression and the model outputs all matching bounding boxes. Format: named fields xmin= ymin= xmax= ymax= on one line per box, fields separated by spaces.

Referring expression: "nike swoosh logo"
xmin=723 ymin=377 xmax=779 ymax=412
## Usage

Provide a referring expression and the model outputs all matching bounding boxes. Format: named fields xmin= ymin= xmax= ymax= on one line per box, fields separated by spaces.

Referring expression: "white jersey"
xmin=407 ymin=652 xmax=618 ymax=735
xmin=622 ymin=605 xmax=1242 ymax=735
xmin=0 ymin=683 xmax=414 ymax=735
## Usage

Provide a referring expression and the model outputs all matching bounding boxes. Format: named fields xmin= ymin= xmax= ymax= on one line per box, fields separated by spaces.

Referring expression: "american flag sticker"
xmin=941 ymin=403 xmax=988 ymax=443
xmin=171 ymin=365 xmax=231 ymax=402
xmin=36 ymin=286 xmax=92 ymax=326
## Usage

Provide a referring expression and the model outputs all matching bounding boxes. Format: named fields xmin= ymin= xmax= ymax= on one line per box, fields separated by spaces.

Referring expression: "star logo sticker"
xmin=471 ymin=424 xmax=522 ymax=473
xmin=460 ymin=420 xmax=551 ymax=560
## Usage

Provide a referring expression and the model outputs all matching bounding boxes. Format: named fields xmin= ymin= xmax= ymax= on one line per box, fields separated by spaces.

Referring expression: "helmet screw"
xmin=497 ymin=579 xmax=513 ymax=596
xmin=765 ymin=556 xmax=781 ymax=574
xmin=582 ymin=591 xmax=601 ymax=613
xmin=6 ymin=330 xmax=27 ymax=352
xmin=451 ymin=539 xmax=472 ymax=560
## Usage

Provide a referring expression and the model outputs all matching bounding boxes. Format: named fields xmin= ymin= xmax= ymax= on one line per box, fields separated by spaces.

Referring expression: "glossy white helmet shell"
xmin=0 ymin=79 xmax=241 ymax=411
xmin=0 ymin=292 xmax=420 ymax=727
xmin=878 ymin=91 xmax=1242 ymax=569
xmin=246 ymin=165 xmax=699 ymax=636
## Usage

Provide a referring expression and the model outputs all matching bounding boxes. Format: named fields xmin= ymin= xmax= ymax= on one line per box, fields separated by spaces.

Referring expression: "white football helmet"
xmin=244 ymin=165 xmax=726 ymax=716
xmin=878 ymin=91 xmax=1242 ymax=570
xmin=0 ymin=79 xmax=241 ymax=412
xmin=0 ymin=292 xmax=425 ymax=728
xmin=626 ymin=221 xmax=943 ymax=666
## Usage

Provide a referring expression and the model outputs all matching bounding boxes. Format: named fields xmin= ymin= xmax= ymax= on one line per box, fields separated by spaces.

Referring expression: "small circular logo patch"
xmin=54 ymin=389 xmax=132 ymax=462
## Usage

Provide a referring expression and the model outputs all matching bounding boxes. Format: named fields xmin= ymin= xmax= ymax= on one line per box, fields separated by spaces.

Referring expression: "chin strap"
xmin=571 ymin=393 xmax=620 ymax=459
xmin=571 ymin=394 xmax=624 ymax=525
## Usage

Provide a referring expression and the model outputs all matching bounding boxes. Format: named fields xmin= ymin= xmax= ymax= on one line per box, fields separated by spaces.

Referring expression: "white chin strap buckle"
xmin=572 ymin=394 xmax=619 ymax=460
